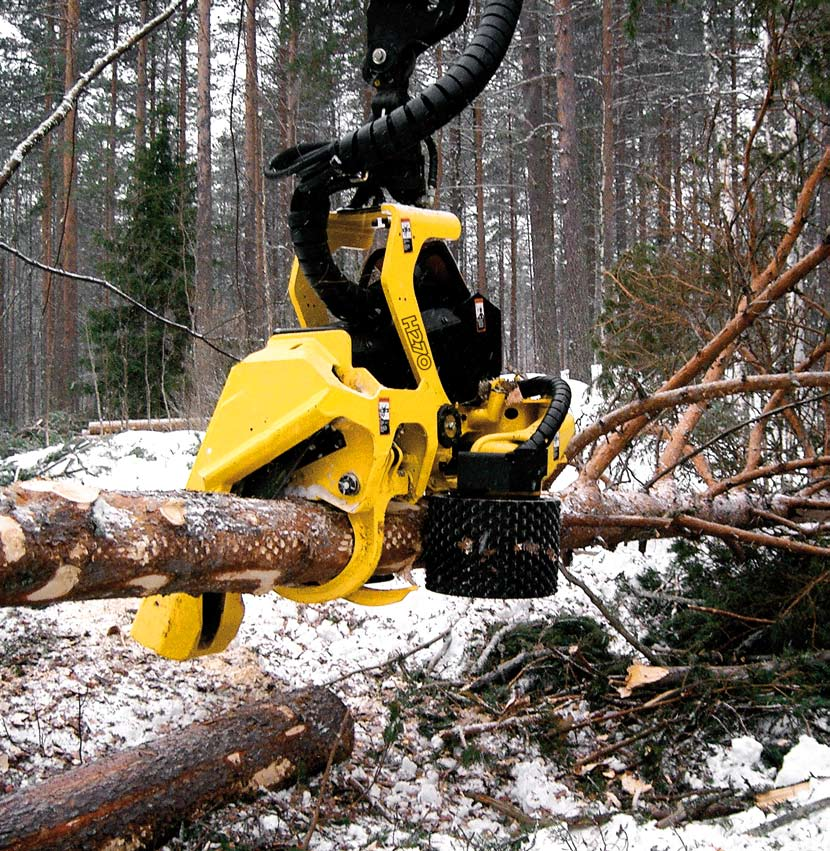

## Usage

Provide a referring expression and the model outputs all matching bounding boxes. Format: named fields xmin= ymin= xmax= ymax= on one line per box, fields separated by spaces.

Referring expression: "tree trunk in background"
xmin=42 ymin=5 xmax=57 ymax=415
xmin=600 ymin=0 xmax=616 ymax=278
xmin=613 ymin=0 xmax=628 ymax=255
xmin=729 ymin=2 xmax=740 ymax=202
xmin=656 ymin=2 xmax=672 ymax=245
xmin=673 ymin=114 xmax=683 ymax=242
xmin=105 ymin=3 xmax=120 ymax=244
xmin=136 ymin=0 xmax=148 ymax=149
xmin=472 ymin=0 xmax=486 ymax=294
xmin=177 ymin=0 xmax=187 ymax=164
xmin=473 ymin=102 xmax=486 ymax=295
xmin=192 ymin=0 xmax=214 ymax=410
xmin=521 ymin=0 xmax=558 ymax=374
xmin=554 ymin=0 xmax=591 ymax=380
xmin=243 ymin=0 xmax=266 ymax=343
xmin=508 ymin=113 xmax=519 ymax=367
xmin=59 ymin=0 xmax=80 ymax=412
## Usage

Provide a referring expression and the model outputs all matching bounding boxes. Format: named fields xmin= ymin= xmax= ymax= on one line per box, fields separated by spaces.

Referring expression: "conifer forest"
xmin=0 ymin=0 xmax=825 ymax=432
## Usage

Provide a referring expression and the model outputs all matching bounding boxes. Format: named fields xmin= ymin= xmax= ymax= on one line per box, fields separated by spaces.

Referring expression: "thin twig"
xmin=324 ymin=621 xmax=457 ymax=686
xmin=573 ymin=720 xmax=671 ymax=770
xmin=300 ymin=711 xmax=351 ymax=850
xmin=557 ymin=563 xmax=663 ymax=665
xmin=0 ymin=241 xmax=238 ymax=362
xmin=645 ymin=391 xmax=830 ymax=489
xmin=0 ymin=0 xmax=188 ymax=192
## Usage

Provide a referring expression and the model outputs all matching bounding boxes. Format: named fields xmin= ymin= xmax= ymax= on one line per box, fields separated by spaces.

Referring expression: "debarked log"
xmin=0 ymin=480 xmax=422 ymax=606
xmin=0 ymin=686 xmax=353 ymax=851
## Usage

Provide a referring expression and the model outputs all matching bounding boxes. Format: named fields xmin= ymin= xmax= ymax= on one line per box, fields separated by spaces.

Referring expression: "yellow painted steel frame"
xmin=131 ymin=203 xmax=574 ymax=658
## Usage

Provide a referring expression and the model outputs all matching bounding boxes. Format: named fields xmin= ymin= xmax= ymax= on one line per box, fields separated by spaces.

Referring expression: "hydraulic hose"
xmin=267 ymin=0 xmax=524 ymax=324
xmin=516 ymin=376 xmax=572 ymax=454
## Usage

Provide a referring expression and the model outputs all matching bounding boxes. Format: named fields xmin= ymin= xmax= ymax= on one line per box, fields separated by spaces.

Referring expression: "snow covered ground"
xmin=2 ymin=431 xmax=829 ymax=850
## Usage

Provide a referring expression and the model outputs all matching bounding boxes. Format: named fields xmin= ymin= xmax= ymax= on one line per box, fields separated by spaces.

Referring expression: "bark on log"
xmin=1 ymin=479 xmax=828 ymax=607
xmin=0 ymin=687 xmax=353 ymax=851
xmin=0 ymin=481 xmax=420 ymax=606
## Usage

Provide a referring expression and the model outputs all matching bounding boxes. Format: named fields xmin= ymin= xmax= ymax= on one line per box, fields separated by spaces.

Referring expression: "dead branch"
xmin=557 ymin=562 xmax=662 ymax=664
xmin=708 ymin=455 xmax=830 ymax=498
xmin=0 ymin=687 xmax=353 ymax=851
xmin=619 ymin=653 xmax=830 ymax=696
xmin=0 ymin=0 xmax=183 ymax=193
xmin=564 ymin=371 xmax=830 ymax=468
xmin=746 ymin=795 xmax=830 ymax=837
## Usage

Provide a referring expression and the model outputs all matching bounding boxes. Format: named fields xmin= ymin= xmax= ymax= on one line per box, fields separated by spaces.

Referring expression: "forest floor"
xmin=1 ymin=431 xmax=830 ymax=851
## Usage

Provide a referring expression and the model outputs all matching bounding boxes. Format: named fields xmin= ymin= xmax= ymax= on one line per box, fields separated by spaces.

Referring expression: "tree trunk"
xmin=192 ymin=0 xmax=215 ymax=412
xmin=0 ymin=687 xmax=353 ymax=851
xmin=600 ymin=0 xmax=616 ymax=274
xmin=243 ymin=0 xmax=266 ymax=343
xmin=3 ymin=478 xmax=829 ymax=608
xmin=554 ymin=0 xmax=592 ymax=381
xmin=42 ymin=4 xmax=57 ymax=415
xmin=0 ymin=482 xmax=421 ymax=606
xmin=177 ymin=0 xmax=187 ymax=164
xmin=521 ymin=0 xmax=558 ymax=374
xmin=59 ymin=0 xmax=80 ymax=413
xmin=473 ymin=101 xmax=487 ymax=295
xmin=136 ymin=0 xmax=148 ymax=150
xmin=105 ymin=2 xmax=120 ymax=245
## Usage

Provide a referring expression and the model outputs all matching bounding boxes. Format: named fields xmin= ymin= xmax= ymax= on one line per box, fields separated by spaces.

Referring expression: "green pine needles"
xmin=89 ymin=120 xmax=194 ymax=420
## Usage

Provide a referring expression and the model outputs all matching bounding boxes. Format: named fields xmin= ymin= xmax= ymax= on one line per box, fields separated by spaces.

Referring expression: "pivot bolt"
xmin=437 ymin=405 xmax=462 ymax=448
xmin=338 ymin=473 xmax=360 ymax=495
xmin=371 ymin=48 xmax=387 ymax=65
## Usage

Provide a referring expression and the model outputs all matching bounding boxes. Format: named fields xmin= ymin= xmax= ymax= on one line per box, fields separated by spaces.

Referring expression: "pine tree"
xmin=89 ymin=118 xmax=194 ymax=420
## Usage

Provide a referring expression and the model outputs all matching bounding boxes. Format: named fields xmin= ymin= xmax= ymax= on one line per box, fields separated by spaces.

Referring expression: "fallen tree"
xmin=0 ymin=5 xmax=827 ymax=620
xmin=0 ymin=687 xmax=353 ymax=851
xmin=2 ymin=472 xmax=829 ymax=608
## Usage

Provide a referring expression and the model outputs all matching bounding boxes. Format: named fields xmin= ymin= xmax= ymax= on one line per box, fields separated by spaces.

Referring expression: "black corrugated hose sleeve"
xmin=289 ymin=185 xmax=387 ymax=325
xmin=271 ymin=0 xmax=524 ymax=324
xmin=335 ymin=0 xmax=522 ymax=174
xmin=516 ymin=376 xmax=572 ymax=453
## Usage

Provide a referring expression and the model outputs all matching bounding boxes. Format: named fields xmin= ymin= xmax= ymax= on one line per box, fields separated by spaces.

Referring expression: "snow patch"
xmin=707 ymin=736 xmax=773 ymax=791
xmin=776 ymin=736 xmax=830 ymax=787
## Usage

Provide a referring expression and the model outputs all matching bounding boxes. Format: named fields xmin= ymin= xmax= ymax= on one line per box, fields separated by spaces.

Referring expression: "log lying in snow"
xmin=84 ymin=417 xmax=207 ymax=435
xmin=0 ymin=687 xmax=353 ymax=851
xmin=0 ymin=480 xmax=420 ymax=606
xmin=617 ymin=654 xmax=830 ymax=697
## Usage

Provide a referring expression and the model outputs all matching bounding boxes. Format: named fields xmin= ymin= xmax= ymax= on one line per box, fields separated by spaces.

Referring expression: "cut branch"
xmin=0 ymin=687 xmax=352 ymax=851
